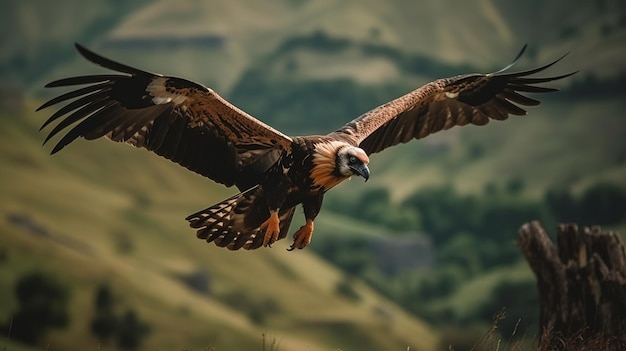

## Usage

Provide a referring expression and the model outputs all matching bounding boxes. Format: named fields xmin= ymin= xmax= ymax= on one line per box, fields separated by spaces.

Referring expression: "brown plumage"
xmin=38 ymin=43 xmax=575 ymax=250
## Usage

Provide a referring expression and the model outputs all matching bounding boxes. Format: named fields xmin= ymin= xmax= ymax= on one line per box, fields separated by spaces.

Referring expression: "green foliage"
xmin=7 ymin=271 xmax=70 ymax=344
xmin=545 ymin=182 xmax=626 ymax=225
xmin=218 ymin=291 xmax=281 ymax=325
xmin=276 ymin=29 xmax=352 ymax=55
xmin=116 ymin=309 xmax=151 ymax=350
xmin=0 ymin=247 xmax=7 ymax=264
xmin=559 ymin=25 xmax=580 ymax=40
xmin=402 ymin=185 xmax=555 ymax=267
xmin=505 ymin=177 xmax=526 ymax=195
xmin=112 ymin=230 xmax=135 ymax=255
xmin=334 ymin=276 xmax=361 ymax=301
xmin=578 ymin=183 xmax=626 ymax=225
xmin=415 ymin=266 xmax=465 ymax=301
xmin=564 ymin=71 xmax=626 ymax=99
xmin=467 ymin=142 xmax=486 ymax=160
xmin=474 ymin=279 xmax=539 ymax=337
xmin=437 ymin=234 xmax=484 ymax=276
xmin=314 ymin=236 xmax=373 ymax=276
xmin=90 ymin=284 xmax=118 ymax=343
xmin=89 ymin=284 xmax=151 ymax=350
xmin=403 ymin=185 xmax=480 ymax=245
xmin=359 ymin=188 xmax=421 ymax=231
xmin=179 ymin=269 xmax=212 ymax=295
xmin=230 ymin=71 xmax=402 ymax=134
xmin=91 ymin=312 xmax=118 ymax=344
xmin=326 ymin=187 xmax=420 ymax=233
xmin=545 ymin=187 xmax=578 ymax=222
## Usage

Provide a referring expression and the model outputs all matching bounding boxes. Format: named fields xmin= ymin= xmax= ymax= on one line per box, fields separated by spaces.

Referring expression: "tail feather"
xmin=186 ymin=186 xmax=296 ymax=250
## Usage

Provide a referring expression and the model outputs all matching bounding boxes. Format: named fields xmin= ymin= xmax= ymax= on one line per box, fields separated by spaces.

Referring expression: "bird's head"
xmin=311 ymin=142 xmax=371 ymax=190
xmin=336 ymin=146 xmax=370 ymax=181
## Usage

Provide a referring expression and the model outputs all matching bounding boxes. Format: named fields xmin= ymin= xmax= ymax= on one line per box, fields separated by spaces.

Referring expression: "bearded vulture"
xmin=38 ymin=43 xmax=574 ymax=250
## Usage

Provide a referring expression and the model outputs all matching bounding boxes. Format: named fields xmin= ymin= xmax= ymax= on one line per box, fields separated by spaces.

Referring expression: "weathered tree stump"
xmin=518 ymin=221 xmax=626 ymax=350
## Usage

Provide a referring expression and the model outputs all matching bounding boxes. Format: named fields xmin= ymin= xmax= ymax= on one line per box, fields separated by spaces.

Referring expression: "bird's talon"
xmin=260 ymin=211 xmax=281 ymax=248
xmin=288 ymin=220 xmax=314 ymax=251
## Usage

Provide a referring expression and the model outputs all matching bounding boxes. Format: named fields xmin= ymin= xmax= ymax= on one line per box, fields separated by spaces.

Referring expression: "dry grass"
xmin=443 ymin=309 xmax=626 ymax=351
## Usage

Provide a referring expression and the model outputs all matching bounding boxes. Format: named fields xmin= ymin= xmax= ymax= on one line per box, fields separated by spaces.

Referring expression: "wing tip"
xmin=516 ymin=44 xmax=528 ymax=61
xmin=491 ymin=44 xmax=528 ymax=75
xmin=74 ymin=42 xmax=100 ymax=64
xmin=494 ymin=44 xmax=578 ymax=79
xmin=47 ymin=139 xmax=65 ymax=154
xmin=69 ymin=42 xmax=153 ymax=76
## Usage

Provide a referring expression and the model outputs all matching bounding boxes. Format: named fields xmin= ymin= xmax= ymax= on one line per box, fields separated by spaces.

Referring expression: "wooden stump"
xmin=518 ymin=221 xmax=626 ymax=350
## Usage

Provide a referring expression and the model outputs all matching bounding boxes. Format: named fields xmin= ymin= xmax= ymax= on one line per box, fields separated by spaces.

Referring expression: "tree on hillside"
xmin=90 ymin=284 xmax=118 ymax=344
xmin=116 ymin=309 xmax=151 ymax=350
xmin=89 ymin=284 xmax=151 ymax=350
xmin=8 ymin=271 xmax=71 ymax=344
xmin=545 ymin=182 xmax=626 ymax=225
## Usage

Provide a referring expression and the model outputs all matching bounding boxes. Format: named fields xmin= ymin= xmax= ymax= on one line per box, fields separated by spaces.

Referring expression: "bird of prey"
xmin=38 ymin=43 xmax=574 ymax=251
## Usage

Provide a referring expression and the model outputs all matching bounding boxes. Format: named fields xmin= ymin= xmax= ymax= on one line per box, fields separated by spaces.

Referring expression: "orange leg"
xmin=288 ymin=219 xmax=314 ymax=251
xmin=261 ymin=210 xmax=281 ymax=247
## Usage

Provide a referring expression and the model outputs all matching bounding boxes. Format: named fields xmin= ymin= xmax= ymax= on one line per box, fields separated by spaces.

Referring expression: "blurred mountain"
xmin=2 ymin=0 xmax=625 ymax=93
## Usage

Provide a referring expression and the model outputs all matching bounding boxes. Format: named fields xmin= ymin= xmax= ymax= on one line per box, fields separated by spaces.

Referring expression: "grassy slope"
xmin=0 ymin=102 xmax=438 ymax=350
xmin=2 ymin=96 xmax=623 ymax=350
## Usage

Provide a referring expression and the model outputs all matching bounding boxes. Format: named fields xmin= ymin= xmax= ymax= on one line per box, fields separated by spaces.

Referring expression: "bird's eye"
xmin=349 ymin=156 xmax=358 ymax=164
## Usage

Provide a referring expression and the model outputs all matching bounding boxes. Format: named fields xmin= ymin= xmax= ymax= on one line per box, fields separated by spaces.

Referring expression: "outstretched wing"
xmin=38 ymin=43 xmax=292 ymax=190
xmin=333 ymin=45 xmax=576 ymax=155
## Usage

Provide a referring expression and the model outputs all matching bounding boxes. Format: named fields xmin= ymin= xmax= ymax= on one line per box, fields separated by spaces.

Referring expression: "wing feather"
xmin=333 ymin=46 xmax=576 ymax=155
xmin=44 ymin=75 xmax=123 ymax=87
xmin=40 ymin=89 xmax=112 ymax=132
xmin=37 ymin=82 xmax=110 ymax=112
xmin=43 ymin=98 xmax=113 ymax=144
xmin=39 ymin=43 xmax=292 ymax=189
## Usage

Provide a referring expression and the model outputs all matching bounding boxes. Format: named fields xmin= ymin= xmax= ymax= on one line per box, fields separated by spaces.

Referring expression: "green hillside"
xmin=3 ymin=0 xmax=625 ymax=93
xmin=0 ymin=102 xmax=438 ymax=350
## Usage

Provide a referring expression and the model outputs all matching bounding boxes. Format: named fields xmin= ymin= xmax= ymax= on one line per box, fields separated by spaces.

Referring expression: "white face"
xmin=337 ymin=146 xmax=370 ymax=178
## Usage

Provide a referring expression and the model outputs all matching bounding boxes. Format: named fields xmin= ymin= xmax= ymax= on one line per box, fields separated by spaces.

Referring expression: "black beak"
xmin=351 ymin=163 xmax=370 ymax=182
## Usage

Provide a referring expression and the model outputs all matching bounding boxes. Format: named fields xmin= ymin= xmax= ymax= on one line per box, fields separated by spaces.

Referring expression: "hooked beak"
xmin=350 ymin=163 xmax=370 ymax=182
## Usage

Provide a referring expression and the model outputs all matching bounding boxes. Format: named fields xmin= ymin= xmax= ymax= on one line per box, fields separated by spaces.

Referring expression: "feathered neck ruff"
xmin=310 ymin=141 xmax=350 ymax=191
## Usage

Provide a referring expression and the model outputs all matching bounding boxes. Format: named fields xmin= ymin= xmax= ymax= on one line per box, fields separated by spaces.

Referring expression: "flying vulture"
xmin=38 ymin=43 xmax=574 ymax=251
